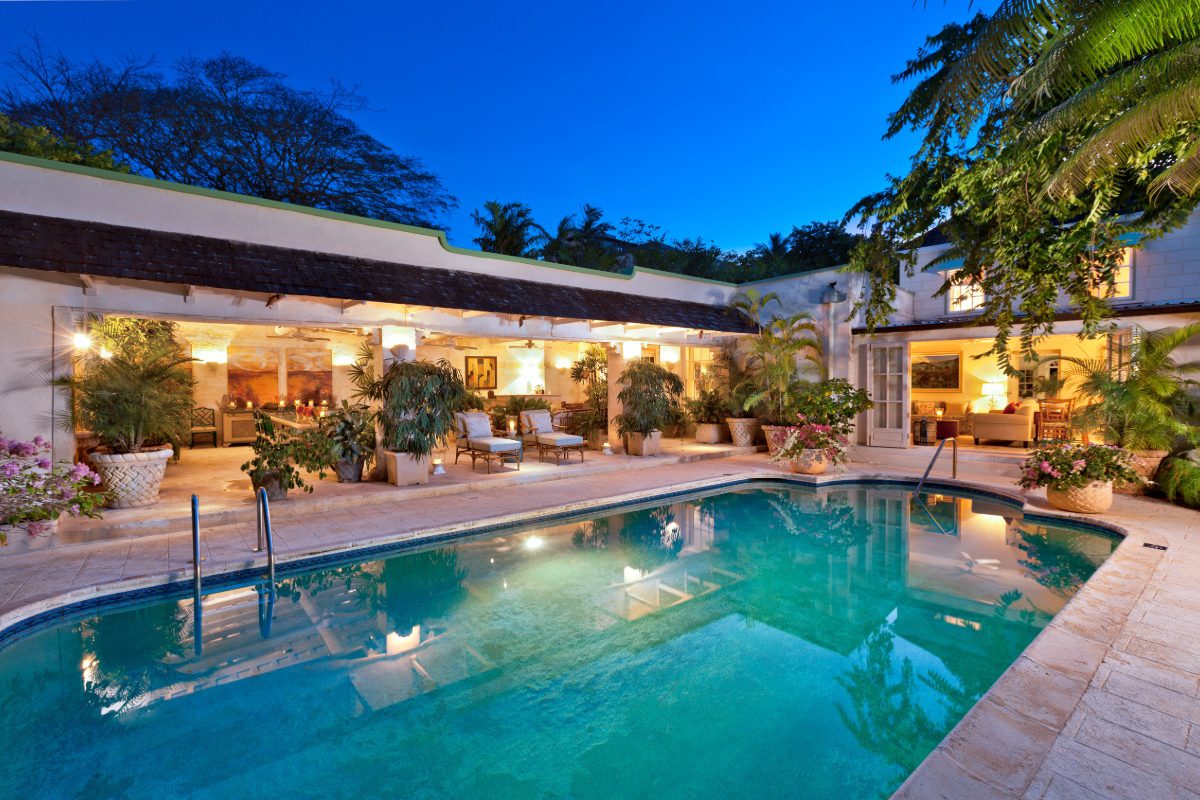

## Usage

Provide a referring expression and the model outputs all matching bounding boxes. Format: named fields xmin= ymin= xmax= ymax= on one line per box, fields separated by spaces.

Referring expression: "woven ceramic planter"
xmin=726 ymin=418 xmax=761 ymax=448
xmin=89 ymin=447 xmax=172 ymax=508
xmin=762 ymin=425 xmax=790 ymax=456
xmin=789 ymin=449 xmax=829 ymax=475
xmin=1115 ymin=450 xmax=1168 ymax=496
xmin=1047 ymin=480 xmax=1113 ymax=514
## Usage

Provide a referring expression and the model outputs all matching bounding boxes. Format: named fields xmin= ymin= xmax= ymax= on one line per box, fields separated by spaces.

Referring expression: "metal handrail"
xmin=915 ymin=437 xmax=958 ymax=496
xmin=191 ymin=494 xmax=203 ymax=657
xmin=253 ymin=486 xmax=276 ymax=585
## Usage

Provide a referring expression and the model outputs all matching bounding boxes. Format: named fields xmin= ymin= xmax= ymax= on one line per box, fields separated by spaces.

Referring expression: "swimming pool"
xmin=0 ymin=481 xmax=1119 ymax=799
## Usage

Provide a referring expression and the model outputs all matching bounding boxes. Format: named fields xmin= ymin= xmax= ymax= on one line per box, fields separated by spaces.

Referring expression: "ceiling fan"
xmin=507 ymin=339 xmax=539 ymax=349
xmin=422 ymin=335 xmax=477 ymax=351
xmin=266 ymin=326 xmax=331 ymax=342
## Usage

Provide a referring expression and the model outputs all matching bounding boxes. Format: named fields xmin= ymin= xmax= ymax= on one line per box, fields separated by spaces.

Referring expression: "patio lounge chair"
xmin=454 ymin=412 xmax=522 ymax=473
xmin=520 ymin=409 xmax=585 ymax=465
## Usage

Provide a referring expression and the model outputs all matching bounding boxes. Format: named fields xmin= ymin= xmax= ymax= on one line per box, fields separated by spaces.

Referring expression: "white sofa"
xmin=970 ymin=401 xmax=1038 ymax=446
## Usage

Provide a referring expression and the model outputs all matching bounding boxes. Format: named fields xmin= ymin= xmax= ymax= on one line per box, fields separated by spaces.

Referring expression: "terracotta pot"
xmin=726 ymin=417 xmax=761 ymax=448
xmin=1047 ymin=480 xmax=1113 ymax=514
xmin=1115 ymin=450 xmax=1168 ymax=496
xmin=762 ymin=425 xmax=791 ymax=456
xmin=694 ymin=423 xmax=728 ymax=444
xmin=789 ymin=449 xmax=829 ymax=475
xmin=89 ymin=447 xmax=172 ymax=508
xmin=252 ymin=470 xmax=288 ymax=502
xmin=624 ymin=431 xmax=662 ymax=457
xmin=334 ymin=458 xmax=366 ymax=483
xmin=384 ymin=450 xmax=431 ymax=486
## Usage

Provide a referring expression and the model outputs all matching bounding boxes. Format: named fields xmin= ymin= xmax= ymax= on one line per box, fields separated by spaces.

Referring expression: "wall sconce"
xmin=660 ymin=345 xmax=681 ymax=365
xmin=821 ymin=282 xmax=847 ymax=304
xmin=73 ymin=332 xmax=93 ymax=351
xmin=552 ymin=355 xmax=572 ymax=370
xmin=192 ymin=346 xmax=229 ymax=365
xmin=621 ymin=341 xmax=643 ymax=360
xmin=381 ymin=325 xmax=417 ymax=351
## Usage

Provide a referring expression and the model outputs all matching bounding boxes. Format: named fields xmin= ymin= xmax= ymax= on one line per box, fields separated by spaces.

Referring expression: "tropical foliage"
xmin=1158 ymin=451 xmax=1200 ymax=507
xmin=569 ymin=345 xmax=609 ymax=440
xmin=239 ymin=412 xmax=330 ymax=494
xmin=54 ymin=317 xmax=195 ymax=454
xmin=791 ymin=378 xmax=873 ymax=437
xmin=732 ymin=290 xmax=823 ymax=424
xmin=1051 ymin=322 xmax=1200 ymax=450
xmin=349 ymin=347 xmax=470 ymax=457
xmin=771 ymin=421 xmax=849 ymax=467
xmin=1018 ymin=442 xmax=1141 ymax=491
xmin=319 ymin=401 xmax=376 ymax=468
xmin=489 ymin=395 xmax=551 ymax=432
xmin=849 ymin=1 xmax=1200 ymax=365
xmin=0 ymin=113 xmax=125 ymax=171
xmin=613 ymin=360 xmax=685 ymax=437
xmin=470 ymin=200 xmax=544 ymax=258
xmin=2 ymin=46 xmax=455 ymax=227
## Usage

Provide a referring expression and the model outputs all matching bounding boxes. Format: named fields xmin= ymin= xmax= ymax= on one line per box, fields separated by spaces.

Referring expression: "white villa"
xmin=2 ymin=149 xmax=1199 ymax=472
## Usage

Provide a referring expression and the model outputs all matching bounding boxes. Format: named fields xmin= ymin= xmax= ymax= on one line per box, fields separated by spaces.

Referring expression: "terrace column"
xmin=606 ymin=344 xmax=625 ymax=453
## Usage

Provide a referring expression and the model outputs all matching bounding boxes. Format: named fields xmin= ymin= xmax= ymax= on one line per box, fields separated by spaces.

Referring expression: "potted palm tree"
xmin=570 ymin=345 xmax=609 ymax=449
xmin=1051 ymin=321 xmax=1200 ymax=493
xmin=730 ymin=290 xmax=823 ymax=453
xmin=614 ymin=360 xmax=685 ymax=456
xmin=350 ymin=346 xmax=468 ymax=486
xmin=54 ymin=317 xmax=194 ymax=508
xmin=320 ymin=401 xmax=375 ymax=482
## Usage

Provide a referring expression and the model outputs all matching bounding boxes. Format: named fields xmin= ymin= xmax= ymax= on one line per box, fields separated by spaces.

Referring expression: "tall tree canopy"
xmin=2 ymin=45 xmax=456 ymax=228
xmin=848 ymin=1 xmax=1200 ymax=366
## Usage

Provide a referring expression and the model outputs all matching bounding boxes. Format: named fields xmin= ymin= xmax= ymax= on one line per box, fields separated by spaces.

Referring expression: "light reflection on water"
xmin=0 ymin=483 xmax=1117 ymax=800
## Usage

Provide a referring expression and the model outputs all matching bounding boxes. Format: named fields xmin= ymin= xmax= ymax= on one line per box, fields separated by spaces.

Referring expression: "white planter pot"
xmin=624 ymin=431 xmax=662 ymax=457
xmin=89 ymin=447 xmax=173 ymax=508
xmin=694 ymin=423 xmax=728 ymax=444
xmin=384 ymin=450 xmax=431 ymax=486
xmin=0 ymin=518 xmax=57 ymax=553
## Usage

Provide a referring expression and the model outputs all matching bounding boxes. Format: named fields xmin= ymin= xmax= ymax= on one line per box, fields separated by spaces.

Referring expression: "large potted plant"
xmin=350 ymin=348 xmax=468 ymax=486
xmin=54 ymin=317 xmax=195 ymax=508
xmin=687 ymin=386 xmax=731 ymax=444
xmin=1052 ymin=321 xmax=1200 ymax=493
xmin=1018 ymin=441 xmax=1141 ymax=513
xmin=240 ymin=412 xmax=328 ymax=500
xmin=0 ymin=434 xmax=104 ymax=549
xmin=770 ymin=420 xmax=849 ymax=475
xmin=614 ymin=360 xmax=685 ymax=456
xmin=791 ymin=378 xmax=873 ymax=456
xmin=715 ymin=343 xmax=761 ymax=447
xmin=570 ymin=344 xmax=609 ymax=449
xmin=320 ymin=401 xmax=376 ymax=483
xmin=731 ymin=290 xmax=823 ymax=454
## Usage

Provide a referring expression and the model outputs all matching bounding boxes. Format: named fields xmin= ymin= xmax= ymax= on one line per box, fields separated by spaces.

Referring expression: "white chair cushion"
xmin=467 ymin=436 xmax=521 ymax=453
xmin=537 ymin=431 xmax=583 ymax=447
xmin=521 ymin=409 xmax=555 ymax=434
xmin=460 ymin=412 xmax=493 ymax=439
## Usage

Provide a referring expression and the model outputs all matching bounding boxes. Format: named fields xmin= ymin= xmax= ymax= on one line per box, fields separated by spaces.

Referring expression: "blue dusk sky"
xmin=0 ymin=1 xmax=988 ymax=251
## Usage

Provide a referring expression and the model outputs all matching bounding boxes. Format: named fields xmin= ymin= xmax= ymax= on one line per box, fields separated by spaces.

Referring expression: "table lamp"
xmin=982 ymin=381 xmax=1008 ymax=410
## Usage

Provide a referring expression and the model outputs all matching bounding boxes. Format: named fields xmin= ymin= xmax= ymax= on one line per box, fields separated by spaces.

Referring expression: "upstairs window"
xmin=944 ymin=271 xmax=985 ymax=313
xmin=1091 ymin=248 xmax=1134 ymax=300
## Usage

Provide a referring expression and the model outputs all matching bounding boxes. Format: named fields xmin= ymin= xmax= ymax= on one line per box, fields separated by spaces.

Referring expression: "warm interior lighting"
xmin=982 ymin=381 xmax=1008 ymax=410
xmin=553 ymin=355 xmax=573 ymax=370
xmin=381 ymin=325 xmax=417 ymax=351
xmin=935 ymin=408 xmax=945 ymax=418
xmin=622 ymin=341 xmax=643 ymax=359
xmin=659 ymin=345 xmax=681 ymax=365
xmin=192 ymin=346 xmax=228 ymax=365
xmin=73 ymin=332 xmax=92 ymax=351
xmin=332 ymin=348 xmax=357 ymax=367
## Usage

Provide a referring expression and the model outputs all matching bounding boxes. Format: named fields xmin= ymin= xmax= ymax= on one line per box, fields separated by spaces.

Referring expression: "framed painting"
xmin=911 ymin=353 xmax=961 ymax=392
xmin=465 ymin=356 xmax=498 ymax=390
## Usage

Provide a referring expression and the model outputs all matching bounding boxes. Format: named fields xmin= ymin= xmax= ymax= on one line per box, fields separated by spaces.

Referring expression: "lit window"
xmin=944 ymin=271 xmax=985 ymax=313
xmin=1092 ymin=248 xmax=1133 ymax=300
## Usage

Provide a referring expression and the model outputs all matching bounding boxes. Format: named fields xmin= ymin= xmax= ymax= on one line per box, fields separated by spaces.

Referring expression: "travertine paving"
xmin=2 ymin=453 xmax=1199 ymax=799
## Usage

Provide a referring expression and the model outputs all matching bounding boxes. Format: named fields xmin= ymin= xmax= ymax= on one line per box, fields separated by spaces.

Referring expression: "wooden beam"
xmin=80 ymin=275 xmax=96 ymax=296
xmin=183 ymin=285 xmax=195 ymax=304
xmin=341 ymin=299 xmax=366 ymax=313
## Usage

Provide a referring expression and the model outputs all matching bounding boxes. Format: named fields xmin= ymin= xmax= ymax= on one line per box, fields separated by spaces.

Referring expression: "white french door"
xmin=867 ymin=343 xmax=910 ymax=448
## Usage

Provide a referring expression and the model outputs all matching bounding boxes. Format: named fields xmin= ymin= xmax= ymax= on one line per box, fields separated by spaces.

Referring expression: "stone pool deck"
xmin=2 ymin=453 xmax=1199 ymax=799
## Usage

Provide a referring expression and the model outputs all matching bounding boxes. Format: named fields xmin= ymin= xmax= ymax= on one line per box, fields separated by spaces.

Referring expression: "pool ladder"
xmin=914 ymin=437 xmax=958 ymax=496
xmin=188 ymin=489 xmax=279 ymax=655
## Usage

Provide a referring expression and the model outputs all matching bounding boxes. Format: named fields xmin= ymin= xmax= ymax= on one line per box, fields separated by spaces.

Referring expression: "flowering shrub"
xmin=0 ymin=435 xmax=104 ymax=537
xmin=1017 ymin=441 xmax=1142 ymax=491
xmin=790 ymin=379 xmax=873 ymax=437
xmin=771 ymin=419 xmax=849 ymax=466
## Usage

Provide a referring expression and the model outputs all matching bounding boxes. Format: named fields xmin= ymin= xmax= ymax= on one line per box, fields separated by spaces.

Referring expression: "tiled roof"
xmin=0 ymin=211 xmax=755 ymax=334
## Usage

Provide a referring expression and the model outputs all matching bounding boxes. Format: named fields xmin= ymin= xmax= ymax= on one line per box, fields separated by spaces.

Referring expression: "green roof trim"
xmin=0 ymin=150 xmax=740 ymax=288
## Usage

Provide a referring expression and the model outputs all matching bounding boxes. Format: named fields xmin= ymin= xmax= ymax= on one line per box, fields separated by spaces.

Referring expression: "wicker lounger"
xmin=454 ymin=412 xmax=522 ymax=473
xmin=520 ymin=409 xmax=585 ymax=465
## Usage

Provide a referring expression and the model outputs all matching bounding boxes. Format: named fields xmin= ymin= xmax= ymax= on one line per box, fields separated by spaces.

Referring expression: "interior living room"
xmin=907 ymin=333 xmax=1118 ymax=450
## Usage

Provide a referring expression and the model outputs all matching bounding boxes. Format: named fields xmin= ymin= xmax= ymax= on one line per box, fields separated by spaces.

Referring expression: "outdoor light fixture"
xmin=381 ymin=325 xmax=417 ymax=351
xmin=73 ymin=332 xmax=92 ymax=351
xmin=622 ymin=341 xmax=643 ymax=360
xmin=821 ymin=282 xmax=847 ymax=304
xmin=660 ymin=345 xmax=681 ymax=365
xmin=431 ymin=457 xmax=446 ymax=476
xmin=602 ymin=441 xmax=613 ymax=455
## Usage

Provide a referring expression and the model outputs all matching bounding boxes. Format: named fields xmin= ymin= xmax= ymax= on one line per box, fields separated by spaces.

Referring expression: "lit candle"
xmin=246 ymin=401 xmax=253 ymax=409
xmin=308 ymin=399 xmax=314 ymax=407
xmin=294 ymin=399 xmax=300 ymax=408
xmin=508 ymin=419 xmax=516 ymax=434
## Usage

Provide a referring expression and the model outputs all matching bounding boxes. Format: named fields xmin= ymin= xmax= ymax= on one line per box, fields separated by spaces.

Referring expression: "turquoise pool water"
xmin=0 ymin=482 xmax=1118 ymax=800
